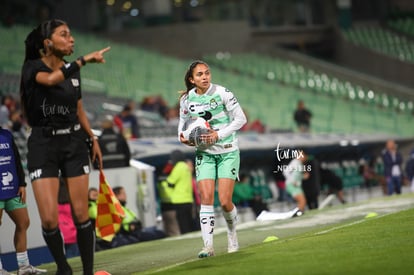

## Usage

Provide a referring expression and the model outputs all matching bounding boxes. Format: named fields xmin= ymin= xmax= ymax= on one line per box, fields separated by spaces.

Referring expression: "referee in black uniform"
xmin=20 ymin=19 xmax=109 ymax=275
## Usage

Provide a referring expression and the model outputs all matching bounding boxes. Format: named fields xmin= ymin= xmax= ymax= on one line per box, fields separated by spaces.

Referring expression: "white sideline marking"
xmin=315 ymin=212 xmax=392 ymax=235
xmin=149 ymin=258 xmax=199 ymax=274
xmin=314 ymin=219 xmax=367 ymax=235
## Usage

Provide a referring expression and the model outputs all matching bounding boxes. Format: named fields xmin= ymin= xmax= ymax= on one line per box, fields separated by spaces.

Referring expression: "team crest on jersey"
xmin=209 ymin=98 xmax=218 ymax=109
xmin=71 ymin=78 xmax=80 ymax=87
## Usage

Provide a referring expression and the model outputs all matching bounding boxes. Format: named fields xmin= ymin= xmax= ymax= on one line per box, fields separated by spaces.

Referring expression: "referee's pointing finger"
xmin=100 ymin=46 xmax=111 ymax=54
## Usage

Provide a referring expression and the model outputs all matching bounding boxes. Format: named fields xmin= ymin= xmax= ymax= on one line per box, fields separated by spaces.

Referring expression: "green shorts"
xmin=195 ymin=150 xmax=240 ymax=181
xmin=286 ymin=182 xmax=303 ymax=197
xmin=0 ymin=196 xmax=27 ymax=212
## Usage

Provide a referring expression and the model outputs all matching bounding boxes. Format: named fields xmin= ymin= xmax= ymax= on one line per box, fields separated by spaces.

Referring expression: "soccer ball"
xmin=182 ymin=117 xmax=212 ymax=147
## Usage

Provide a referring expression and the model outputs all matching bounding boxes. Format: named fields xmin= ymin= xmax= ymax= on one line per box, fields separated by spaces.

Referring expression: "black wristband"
xmin=60 ymin=61 xmax=80 ymax=79
xmin=77 ymin=56 xmax=86 ymax=66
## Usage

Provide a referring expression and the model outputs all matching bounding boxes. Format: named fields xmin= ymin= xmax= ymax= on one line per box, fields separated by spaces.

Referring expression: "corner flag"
xmin=95 ymin=170 xmax=125 ymax=241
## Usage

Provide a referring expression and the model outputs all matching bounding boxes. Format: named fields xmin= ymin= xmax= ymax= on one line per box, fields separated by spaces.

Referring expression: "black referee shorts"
xmin=27 ymin=127 xmax=91 ymax=181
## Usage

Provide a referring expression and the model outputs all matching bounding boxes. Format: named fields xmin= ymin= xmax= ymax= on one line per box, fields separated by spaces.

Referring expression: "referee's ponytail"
xmin=20 ymin=19 xmax=67 ymax=123
xmin=23 ymin=19 xmax=66 ymax=62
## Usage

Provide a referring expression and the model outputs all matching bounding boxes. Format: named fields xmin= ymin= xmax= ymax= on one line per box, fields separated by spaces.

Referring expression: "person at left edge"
xmin=20 ymin=19 xmax=108 ymax=275
xmin=0 ymin=127 xmax=47 ymax=275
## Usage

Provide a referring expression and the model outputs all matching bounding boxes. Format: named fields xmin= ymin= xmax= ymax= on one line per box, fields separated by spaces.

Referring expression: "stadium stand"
xmin=388 ymin=17 xmax=414 ymax=37
xmin=342 ymin=24 xmax=414 ymax=63
xmin=203 ymin=52 xmax=414 ymax=136
xmin=1 ymin=24 xmax=413 ymax=137
xmin=204 ymin=51 xmax=413 ymax=112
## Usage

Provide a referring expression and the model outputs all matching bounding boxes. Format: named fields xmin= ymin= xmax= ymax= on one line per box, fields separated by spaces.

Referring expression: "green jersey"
xmin=179 ymin=83 xmax=246 ymax=155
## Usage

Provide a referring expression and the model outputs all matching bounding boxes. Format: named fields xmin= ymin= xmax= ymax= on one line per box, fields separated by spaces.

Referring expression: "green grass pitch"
xmin=36 ymin=194 xmax=414 ymax=274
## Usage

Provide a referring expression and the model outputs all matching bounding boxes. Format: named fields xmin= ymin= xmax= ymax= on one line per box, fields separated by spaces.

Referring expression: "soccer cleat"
xmin=227 ymin=230 xmax=239 ymax=253
xmin=0 ymin=269 xmax=16 ymax=275
xmin=17 ymin=265 xmax=47 ymax=275
xmin=198 ymin=246 xmax=215 ymax=258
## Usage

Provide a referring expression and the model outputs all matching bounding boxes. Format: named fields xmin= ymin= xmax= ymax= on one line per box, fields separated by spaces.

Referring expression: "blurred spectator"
xmin=114 ymin=186 xmax=142 ymax=236
xmin=319 ymin=168 xmax=346 ymax=204
xmin=0 ymin=126 xmax=46 ymax=275
xmin=381 ymin=140 xmax=403 ymax=195
xmin=360 ymin=158 xmax=377 ymax=189
xmin=233 ymin=173 xmax=269 ymax=217
xmin=126 ymin=99 xmax=137 ymax=113
xmin=273 ymin=158 xmax=288 ymax=202
xmin=97 ymin=186 xmax=166 ymax=250
xmin=115 ymin=186 xmax=165 ymax=238
xmin=301 ymin=157 xmax=321 ymax=210
xmin=58 ymin=179 xmax=80 ymax=258
xmin=240 ymin=109 xmax=266 ymax=133
xmin=140 ymin=95 xmax=168 ymax=119
xmin=233 ymin=173 xmax=254 ymax=206
xmin=405 ymin=149 xmax=414 ymax=193
xmin=0 ymin=94 xmax=16 ymax=127
xmin=283 ymin=150 xmax=308 ymax=216
xmin=114 ymin=103 xmax=140 ymax=139
xmin=165 ymin=106 xmax=180 ymax=127
xmin=186 ymin=159 xmax=201 ymax=231
xmin=293 ymin=100 xmax=312 ymax=133
xmin=87 ymin=187 xmax=98 ymax=226
xmin=9 ymin=110 xmax=28 ymax=170
xmin=158 ymin=159 xmax=180 ymax=237
xmin=2 ymin=94 xmax=16 ymax=110
xmin=275 ymin=179 xmax=287 ymax=202
xmin=240 ymin=119 xmax=266 ymax=133
xmin=96 ymin=117 xmax=131 ymax=169
xmin=87 ymin=187 xmax=99 ymax=252
xmin=157 ymin=150 xmax=195 ymax=236
xmin=359 ymin=158 xmax=386 ymax=194
xmin=0 ymin=103 xmax=9 ymax=128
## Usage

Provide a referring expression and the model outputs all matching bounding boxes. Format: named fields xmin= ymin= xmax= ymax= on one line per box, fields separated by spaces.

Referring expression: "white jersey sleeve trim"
xmin=178 ymin=95 xmax=190 ymax=141
xmin=217 ymin=103 xmax=247 ymax=140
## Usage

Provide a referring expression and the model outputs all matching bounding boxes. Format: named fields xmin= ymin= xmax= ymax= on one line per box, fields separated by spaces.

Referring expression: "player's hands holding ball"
xmin=180 ymin=132 xmax=195 ymax=146
xmin=200 ymin=129 xmax=218 ymax=145
xmin=179 ymin=129 xmax=217 ymax=147
xmin=180 ymin=117 xmax=216 ymax=147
